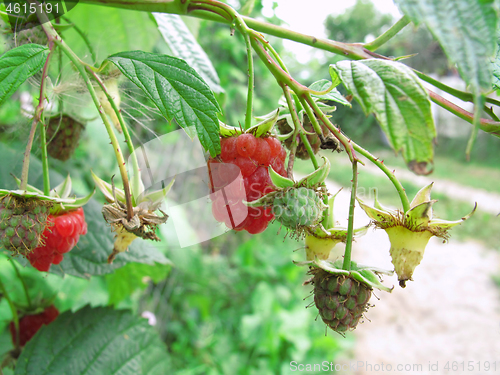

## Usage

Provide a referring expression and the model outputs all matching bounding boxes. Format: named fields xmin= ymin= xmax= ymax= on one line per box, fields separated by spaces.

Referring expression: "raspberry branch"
xmin=19 ymin=42 xmax=55 ymax=193
xmin=342 ymin=160 xmax=358 ymax=272
xmin=88 ymin=70 xmax=142 ymax=206
xmin=38 ymin=20 xmax=134 ymax=220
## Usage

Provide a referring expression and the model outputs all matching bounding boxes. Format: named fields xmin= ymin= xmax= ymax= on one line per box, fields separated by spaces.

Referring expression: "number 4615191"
xmin=6 ymin=2 xmax=59 ymax=14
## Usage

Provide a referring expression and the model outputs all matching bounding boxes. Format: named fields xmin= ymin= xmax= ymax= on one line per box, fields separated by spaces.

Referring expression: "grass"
xmin=294 ymin=153 xmax=499 ymax=250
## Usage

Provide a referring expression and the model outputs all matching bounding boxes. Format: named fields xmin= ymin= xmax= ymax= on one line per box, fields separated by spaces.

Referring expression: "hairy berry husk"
xmin=46 ymin=115 xmax=85 ymax=161
xmin=272 ymin=187 xmax=324 ymax=229
xmin=312 ymin=268 xmax=372 ymax=333
xmin=0 ymin=195 xmax=51 ymax=255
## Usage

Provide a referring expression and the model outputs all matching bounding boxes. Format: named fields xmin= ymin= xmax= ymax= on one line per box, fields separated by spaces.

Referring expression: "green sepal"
xmin=50 ymin=175 xmax=72 ymax=198
xmin=269 ymin=166 xmax=294 ymax=189
xmin=405 ymin=200 xmax=436 ymax=227
xmin=409 ymin=182 xmax=434 ymax=210
xmin=51 ymin=189 xmax=95 ymax=215
xmin=357 ymin=196 xmax=394 ymax=223
xmin=0 ymin=189 xmax=78 ymax=203
xmin=246 ymin=109 xmax=279 ymax=137
xmin=219 ymin=121 xmax=242 ymax=138
xmin=373 ymin=188 xmax=397 ymax=215
xmin=428 ymin=203 xmax=477 ymax=230
xmin=12 ymin=176 xmax=44 ymax=195
xmin=243 ymin=191 xmax=277 ymax=208
xmin=297 ymin=156 xmax=330 ymax=187
xmin=136 ymin=178 xmax=174 ymax=210
xmin=91 ymin=171 xmax=126 ymax=203
xmin=324 ymin=189 xmax=341 ymax=229
xmin=296 ymin=258 xmax=393 ymax=292
xmin=11 ymin=175 xmax=94 ymax=212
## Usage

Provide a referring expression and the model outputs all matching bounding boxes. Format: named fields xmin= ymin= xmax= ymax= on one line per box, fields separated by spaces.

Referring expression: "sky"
xmin=261 ymin=0 xmax=403 ymax=64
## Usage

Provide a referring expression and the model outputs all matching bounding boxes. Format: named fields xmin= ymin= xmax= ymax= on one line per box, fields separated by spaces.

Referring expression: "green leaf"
xmin=492 ymin=52 xmax=500 ymax=90
xmin=0 ymin=44 xmax=48 ymax=105
xmin=14 ymin=306 xmax=169 ymax=375
xmin=106 ymin=262 xmax=171 ymax=305
xmin=153 ymin=13 xmax=224 ymax=94
xmin=308 ymin=79 xmax=351 ymax=106
xmin=107 ymin=51 xmax=222 ymax=157
xmin=331 ymin=59 xmax=436 ymax=175
xmin=395 ymin=0 xmax=497 ymax=95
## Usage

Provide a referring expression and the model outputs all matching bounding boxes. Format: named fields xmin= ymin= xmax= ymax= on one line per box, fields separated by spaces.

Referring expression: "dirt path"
xmin=325 ymin=180 xmax=500 ymax=375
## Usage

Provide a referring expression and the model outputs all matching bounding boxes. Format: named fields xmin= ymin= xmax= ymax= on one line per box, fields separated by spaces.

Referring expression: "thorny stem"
xmin=466 ymin=95 xmax=486 ymax=160
xmin=428 ymin=90 xmax=500 ymax=136
xmin=243 ymin=29 xmax=254 ymax=130
xmin=303 ymin=93 xmax=357 ymax=163
xmin=61 ymin=16 xmax=98 ymax=65
xmin=299 ymin=132 xmax=318 ymax=169
xmin=11 ymin=260 xmax=32 ymax=309
xmin=20 ymin=40 xmax=55 ymax=193
xmin=352 ymin=143 xmax=411 ymax=212
xmin=282 ymin=86 xmax=302 ymax=179
xmin=89 ymin=69 xmax=142 ymax=206
xmin=415 ymin=70 xmax=500 ymax=108
xmin=365 ymin=16 xmax=410 ymax=52
xmin=39 ymin=21 xmax=134 ymax=220
xmin=342 ymin=160 xmax=358 ymax=271
xmin=0 ymin=277 xmax=20 ymax=352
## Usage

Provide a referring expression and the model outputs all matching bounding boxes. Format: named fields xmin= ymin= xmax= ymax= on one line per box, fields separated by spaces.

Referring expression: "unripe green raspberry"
xmin=46 ymin=115 xmax=85 ymax=161
xmin=0 ymin=195 xmax=51 ymax=256
xmin=272 ymin=187 xmax=324 ymax=229
xmin=312 ymin=268 xmax=372 ymax=333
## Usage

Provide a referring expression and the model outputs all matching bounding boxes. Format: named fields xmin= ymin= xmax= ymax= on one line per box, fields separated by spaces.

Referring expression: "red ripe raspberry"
xmin=9 ymin=305 xmax=59 ymax=346
xmin=27 ymin=251 xmax=54 ymax=272
xmin=270 ymin=157 xmax=287 ymax=177
xmin=244 ymin=217 xmax=269 ymax=234
xmin=265 ymin=137 xmax=282 ymax=158
xmin=231 ymin=156 xmax=257 ymax=177
xmin=210 ymin=134 xmax=286 ymax=234
xmin=253 ymin=138 xmax=272 ymax=166
xmin=220 ymin=137 xmax=238 ymax=161
xmin=28 ymin=208 xmax=87 ymax=271
xmin=236 ymin=134 xmax=257 ymax=157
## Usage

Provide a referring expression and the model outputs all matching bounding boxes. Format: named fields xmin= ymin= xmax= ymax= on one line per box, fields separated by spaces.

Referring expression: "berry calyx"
xmin=10 ymin=305 xmax=59 ymax=346
xmin=236 ymin=133 xmax=257 ymax=157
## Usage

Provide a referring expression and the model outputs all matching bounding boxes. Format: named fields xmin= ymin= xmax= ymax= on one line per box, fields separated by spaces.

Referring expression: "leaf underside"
xmin=395 ymin=0 xmax=497 ymax=95
xmin=332 ymin=59 xmax=436 ymax=175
